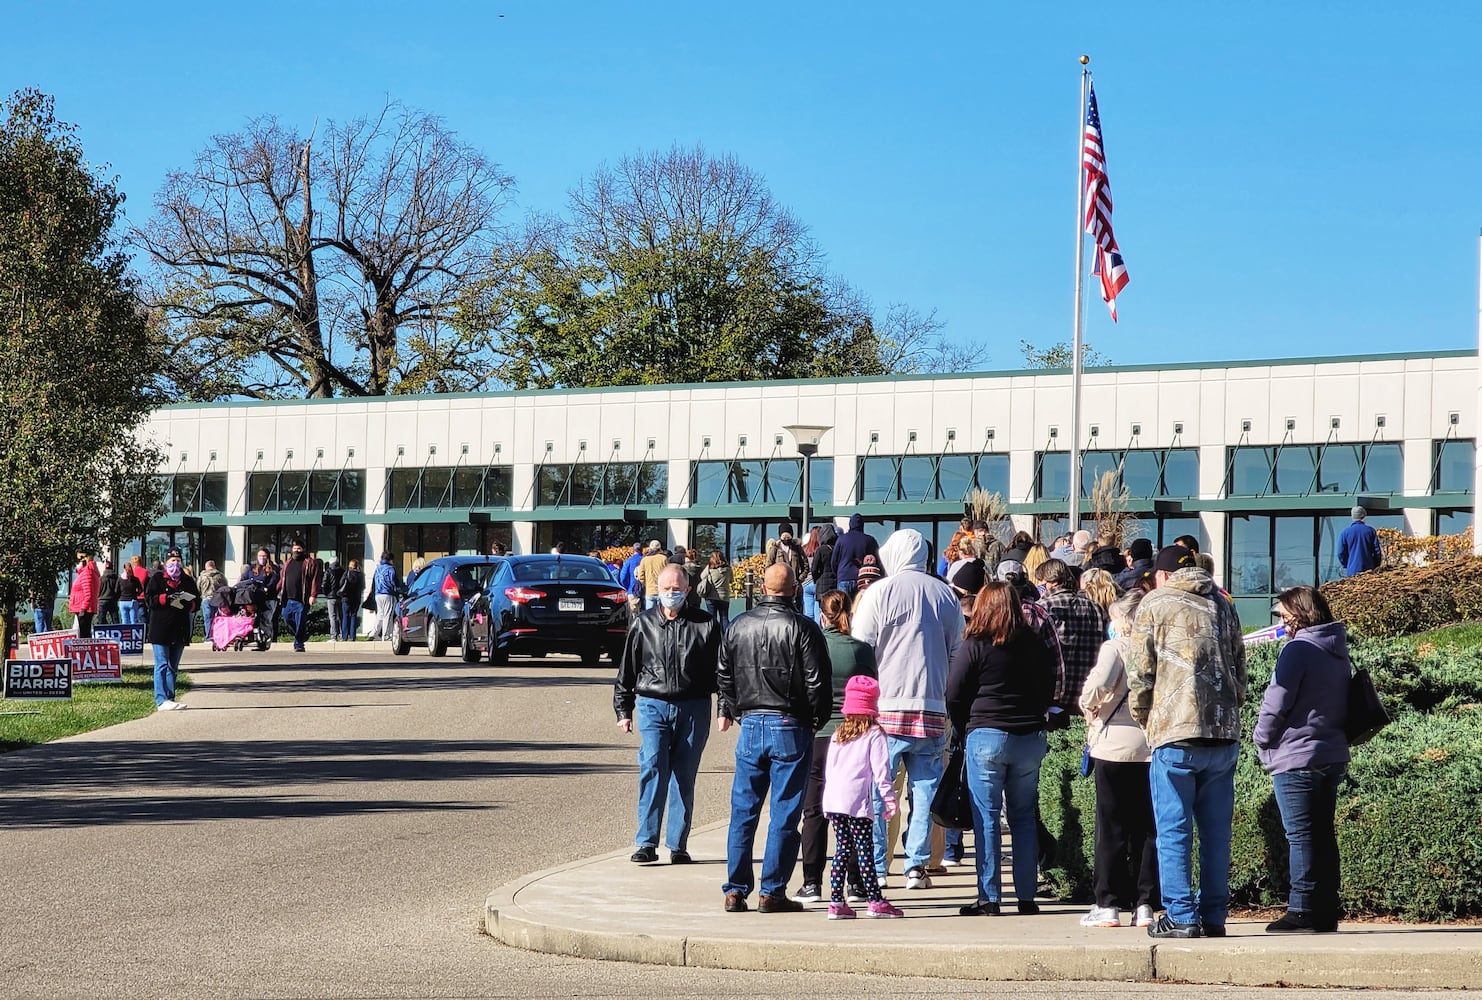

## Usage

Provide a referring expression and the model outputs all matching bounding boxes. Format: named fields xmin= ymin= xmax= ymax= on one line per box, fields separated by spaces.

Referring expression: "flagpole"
xmin=1069 ymin=57 xmax=1090 ymax=537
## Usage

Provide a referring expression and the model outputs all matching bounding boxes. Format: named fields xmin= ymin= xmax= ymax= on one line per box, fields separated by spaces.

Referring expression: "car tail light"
xmin=505 ymin=587 xmax=547 ymax=604
xmin=442 ymin=575 xmax=461 ymax=601
xmin=596 ymin=589 xmax=628 ymax=603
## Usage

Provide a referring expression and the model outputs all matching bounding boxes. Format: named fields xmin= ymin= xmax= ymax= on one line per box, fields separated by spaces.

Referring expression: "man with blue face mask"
xmin=614 ymin=563 xmax=723 ymax=865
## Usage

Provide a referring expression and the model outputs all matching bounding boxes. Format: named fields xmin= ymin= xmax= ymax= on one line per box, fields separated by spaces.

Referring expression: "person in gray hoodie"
xmin=851 ymin=529 xmax=965 ymax=890
xmin=1254 ymin=585 xmax=1351 ymax=934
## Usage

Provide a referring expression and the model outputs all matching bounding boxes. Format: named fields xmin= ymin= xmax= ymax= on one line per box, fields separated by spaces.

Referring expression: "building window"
xmin=247 ymin=470 xmax=366 ymax=512
xmin=689 ymin=458 xmax=833 ymax=507
xmin=163 ymin=473 xmax=228 ymax=513
xmin=1033 ymin=515 xmax=1203 ymax=550
xmin=1036 ymin=449 xmax=1198 ymax=502
xmin=1227 ymin=512 xmax=1408 ymax=598
xmin=387 ymin=465 xmax=512 ymax=510
xmin=386 ymin=523 xmax=513 ymax=570
xmin=537 ymin=462 xmax=665 ymax=508
xmin=1225 ymin=443 xmax=1402 ymax=497
xmin=1435 ymin=509 xmax=1473 ymax=536
xmin=853 ymin=517 xmax=962 ymax=570
xmin=1432 ymin=439 xmax=1475 ymax=492
xmin=535 ymin=520 xmax=667 ymax=555
xmin=854 ymin=453 xmax=1009 ymax=503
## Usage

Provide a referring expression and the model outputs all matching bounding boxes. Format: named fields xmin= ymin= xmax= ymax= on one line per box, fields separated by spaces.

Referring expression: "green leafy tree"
xmin=462 ymin=146 xmax=979 ymax=388
xmin=1021 ymin=339 xmax=1109 ymax=368
xmin=0 ymin=90 xmax=165 ymax=656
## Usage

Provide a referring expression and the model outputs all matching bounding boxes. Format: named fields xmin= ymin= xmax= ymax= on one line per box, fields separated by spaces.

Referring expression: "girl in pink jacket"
xmin=822 ymin=675 xmax=902 ymax=919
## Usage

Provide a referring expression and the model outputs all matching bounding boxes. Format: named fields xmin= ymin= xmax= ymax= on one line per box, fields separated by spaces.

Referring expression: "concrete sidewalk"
xmin=485 ymin=820 xmax=1482 ymax=989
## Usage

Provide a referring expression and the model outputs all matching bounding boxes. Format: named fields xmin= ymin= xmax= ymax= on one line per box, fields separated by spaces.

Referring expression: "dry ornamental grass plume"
xmin=1090 ymin=468 xmax=1141 ymax=547
xmin=969 ymin=489 xmax=1009 ymax=536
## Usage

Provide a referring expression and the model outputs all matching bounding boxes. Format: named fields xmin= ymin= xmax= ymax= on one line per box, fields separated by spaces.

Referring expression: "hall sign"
xmin=27 ymin=629 xmax=73 ymax=660
xmin=92 ymin=623 xmax=145 ymax=657
xmin=65 ymin=639 xmax=123 ymax=684
xmin=4 ymin=659 xmax=72 ymax=700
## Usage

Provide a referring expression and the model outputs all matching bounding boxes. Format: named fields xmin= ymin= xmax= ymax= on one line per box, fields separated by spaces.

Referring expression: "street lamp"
xmin=782 ymin=424 xmax=833 ymax=538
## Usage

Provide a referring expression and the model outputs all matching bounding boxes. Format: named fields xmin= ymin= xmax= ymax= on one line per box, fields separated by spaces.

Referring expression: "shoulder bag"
xmin=930 ymin=739 xmax=974 ymax=830
xmin=1345 ymin=668 xmax=1390 ymax=746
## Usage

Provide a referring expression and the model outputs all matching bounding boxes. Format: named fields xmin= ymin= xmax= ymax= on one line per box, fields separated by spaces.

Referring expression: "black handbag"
xmin=1345 ymin=668 xmax=1390 ymax=746
xmin=930 ymin=741 xmax=974 ymax=830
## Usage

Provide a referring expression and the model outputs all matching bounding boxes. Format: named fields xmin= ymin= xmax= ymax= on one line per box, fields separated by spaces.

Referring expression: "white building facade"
xmin=137 ymin=349 xmax=1477 ymax=623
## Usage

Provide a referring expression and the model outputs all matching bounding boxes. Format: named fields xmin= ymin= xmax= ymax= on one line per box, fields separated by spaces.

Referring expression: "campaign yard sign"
xmin=65 ymin=638 xmax=123 ymax=684
xmin=27 ymin=629 xmax=74 ymax=660
xmin=4 ymin=659 xmax=72 ymax=700
xmin=92 ymin=622 xmax=145 ymax=657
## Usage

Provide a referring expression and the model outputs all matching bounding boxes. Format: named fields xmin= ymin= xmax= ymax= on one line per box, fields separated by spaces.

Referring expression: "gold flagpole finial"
xmin=1079 ymin=55 xmax=1090 ymax=65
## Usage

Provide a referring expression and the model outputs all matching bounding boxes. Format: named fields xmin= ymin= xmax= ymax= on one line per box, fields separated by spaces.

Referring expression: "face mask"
xmin=165 ymin=562 xmax=183 ymax=580
xmin=257 ymin=555 xmax=268 ymax=565
xmin=1107 ymin=622 xmax=1120 ymax=640
xmin=658 ymin=591 xmax=686 ymax=610
xmin=294 ymin=551 xmax=305 ymax=561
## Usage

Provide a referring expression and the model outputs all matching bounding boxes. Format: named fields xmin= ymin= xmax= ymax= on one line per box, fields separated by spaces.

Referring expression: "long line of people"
xmin=615 ymin=518 xmax=1356 ymax=936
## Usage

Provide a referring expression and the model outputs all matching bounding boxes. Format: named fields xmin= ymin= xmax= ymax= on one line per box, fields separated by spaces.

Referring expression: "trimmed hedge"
xmin=1321 ymin=555 xmax=1482 ymax=639
xmin=1038 ymin=636 xmax=1482 ymax=921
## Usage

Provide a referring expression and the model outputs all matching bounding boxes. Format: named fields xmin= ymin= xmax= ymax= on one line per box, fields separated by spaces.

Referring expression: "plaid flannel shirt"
xmin=1037 ymin=589 xmax=1108 ymax=710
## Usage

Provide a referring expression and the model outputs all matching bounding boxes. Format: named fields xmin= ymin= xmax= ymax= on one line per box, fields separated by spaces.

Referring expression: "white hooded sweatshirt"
xmin=851 ymin=529 xmax=964 ymax=731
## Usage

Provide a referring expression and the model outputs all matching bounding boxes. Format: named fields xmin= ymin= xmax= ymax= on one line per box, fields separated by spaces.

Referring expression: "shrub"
xmin=1321 ymin=555 xmax=1482 ymax=639
xmin=1037 ymin=636 xmax=1482 ymax=921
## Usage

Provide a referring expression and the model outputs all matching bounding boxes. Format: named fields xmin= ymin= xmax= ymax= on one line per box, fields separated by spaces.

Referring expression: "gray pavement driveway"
xmin=0 ymin=644 xmax=1464 ymax=1000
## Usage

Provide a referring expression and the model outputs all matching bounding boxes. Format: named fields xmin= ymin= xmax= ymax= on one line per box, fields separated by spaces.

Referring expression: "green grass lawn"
xmin=1407 ymin=621 xmax=1482 ymax=648
xmin=0 ymin=664 xmax=188 ymax=753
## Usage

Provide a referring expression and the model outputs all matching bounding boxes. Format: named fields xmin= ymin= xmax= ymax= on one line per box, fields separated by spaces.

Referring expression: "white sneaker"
xmin=1134 ymin=904 xmax=1156 ymax=927
xmin=904 ymin=866 xmax=932 ymax=890
xmin=941 ymin=855 xmax=963 ymax=868
xmin=1080 ymin=905 xmax=1121 ymax=927
xmin=156 ymin=700 xmax=186 ymax=712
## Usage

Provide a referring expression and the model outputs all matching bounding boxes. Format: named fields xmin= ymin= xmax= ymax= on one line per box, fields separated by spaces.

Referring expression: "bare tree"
xmin=136 ymin=103 xmax=513 ymax=398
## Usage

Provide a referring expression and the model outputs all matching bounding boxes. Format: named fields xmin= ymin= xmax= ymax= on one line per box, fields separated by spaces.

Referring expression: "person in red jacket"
xmin=68 ymin=551 xmax=100 ymax=637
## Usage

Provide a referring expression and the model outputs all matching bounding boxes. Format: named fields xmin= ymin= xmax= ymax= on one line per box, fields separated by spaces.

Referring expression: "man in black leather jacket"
xmin=715 ymin=563 xmax=831 ymax=914
xmin=614 ymin=564 xmax=722 ymax=866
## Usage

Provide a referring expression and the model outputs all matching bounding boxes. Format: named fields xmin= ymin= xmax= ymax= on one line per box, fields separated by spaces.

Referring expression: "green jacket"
xmin=819 ymin=627 xmax=878 ymax=737
xmin=1126 ymin=568 xmax=1247 ymax=749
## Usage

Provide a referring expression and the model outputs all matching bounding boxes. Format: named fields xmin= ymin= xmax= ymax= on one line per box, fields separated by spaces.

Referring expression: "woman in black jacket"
xmin=145 ymin=553 xmax=199 ymax=711
xmin=946 ymin=580 xmax=1058 ymax=916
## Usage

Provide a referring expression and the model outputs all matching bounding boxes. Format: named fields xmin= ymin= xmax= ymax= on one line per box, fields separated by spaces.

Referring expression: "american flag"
xmin=1083 ymin=85 xmax=1129 ymax=321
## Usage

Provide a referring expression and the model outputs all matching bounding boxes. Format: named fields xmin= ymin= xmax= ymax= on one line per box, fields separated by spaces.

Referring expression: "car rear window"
xmin=452 ymin=564 xmax=501 ymax=591
xmin=509 ymin=559 xmax=615 ymax=583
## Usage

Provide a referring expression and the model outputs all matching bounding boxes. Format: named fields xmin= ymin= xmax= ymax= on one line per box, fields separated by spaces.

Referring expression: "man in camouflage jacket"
xmin=1126 ymin=545 xmax=1247 ymax=940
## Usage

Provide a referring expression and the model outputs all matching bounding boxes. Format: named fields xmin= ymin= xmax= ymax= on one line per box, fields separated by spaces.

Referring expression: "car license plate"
xmin=558 ymin=598 xmax=584 ymax=612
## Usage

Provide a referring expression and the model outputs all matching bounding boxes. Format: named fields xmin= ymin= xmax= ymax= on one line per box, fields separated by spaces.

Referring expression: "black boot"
xmin=1265 ymin=910 xmax=1317 ymax=933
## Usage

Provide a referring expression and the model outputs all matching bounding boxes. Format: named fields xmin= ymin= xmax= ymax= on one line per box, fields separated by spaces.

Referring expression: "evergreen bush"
xmin=1036 ymin=637 xmax=1482 ymax=921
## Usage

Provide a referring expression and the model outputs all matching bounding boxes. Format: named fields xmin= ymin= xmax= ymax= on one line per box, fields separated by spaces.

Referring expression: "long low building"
xmin=137 ymin=349 xmax=1477 ymax=623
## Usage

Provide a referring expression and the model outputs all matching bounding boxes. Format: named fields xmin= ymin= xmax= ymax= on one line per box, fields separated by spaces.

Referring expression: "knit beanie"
xmin=841 ymin=675 xmax=880 ymax=718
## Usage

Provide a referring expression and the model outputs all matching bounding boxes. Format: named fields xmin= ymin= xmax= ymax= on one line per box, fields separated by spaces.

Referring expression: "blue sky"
xmin=5 ymin=1 xmax=1479 ymax=368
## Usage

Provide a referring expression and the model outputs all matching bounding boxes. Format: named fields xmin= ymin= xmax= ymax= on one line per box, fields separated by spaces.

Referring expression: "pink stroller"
xmin=212 ymin=612 xmax=258 ymax=651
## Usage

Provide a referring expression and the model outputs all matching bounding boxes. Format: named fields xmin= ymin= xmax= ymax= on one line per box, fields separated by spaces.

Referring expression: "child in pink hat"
xmin=821 ymin=675 xmax=902 ymax=918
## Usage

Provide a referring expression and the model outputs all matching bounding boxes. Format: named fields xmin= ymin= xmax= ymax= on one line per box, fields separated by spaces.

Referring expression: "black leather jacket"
xmin=614 ymin=604 xmax=722 ymax=719
xmin=716 ymin=596 xmax=832 ymax=729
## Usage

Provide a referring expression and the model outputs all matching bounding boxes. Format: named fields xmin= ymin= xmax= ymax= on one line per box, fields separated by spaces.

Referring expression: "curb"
xmin=484 ymin=838 xmax=1482 ymax=988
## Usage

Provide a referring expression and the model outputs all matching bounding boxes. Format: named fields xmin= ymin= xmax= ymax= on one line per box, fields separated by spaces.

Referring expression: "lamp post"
xmin=782 ymin=424 xmax=833 ymax=539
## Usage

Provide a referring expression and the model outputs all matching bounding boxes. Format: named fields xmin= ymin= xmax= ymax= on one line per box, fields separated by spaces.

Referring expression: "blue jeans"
xmin=1150 ymin=742 xmax=1239 ymax=927
xmin=634 ymin=695 xmax=711 ymax=852
xmin=705 ymin=600 xmax=730 ymax=630
xmin=1272 ymin=763 xmax=1345 ymax=917
xmin=802 ymin=582 xmax=817 ymax=620
xmin=203 ymin=602 xmax=217 ymax=644
xmin=964 ymin=727 xmax=1047 ymax=903
xmin=340 ymin=601 xmax=360 ymax=641
xmin=283 ymin=599 xmax=307 ymax=649
xmin=153 ymin=643 xmax=184 ymax=705
xmin=872 ymin=732 xmax=947 ymax=874
xmin=119 ymin=600 xmax=141 ymax=625
xmin=32 ymin=605 xmax=53 ymax=634
xmin=723 ymin=714 xmax=812 ymax=898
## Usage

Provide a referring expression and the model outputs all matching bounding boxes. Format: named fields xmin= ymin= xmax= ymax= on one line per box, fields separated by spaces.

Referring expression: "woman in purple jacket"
xmin=1254 ymin=586 xmax=1351 ymax=934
